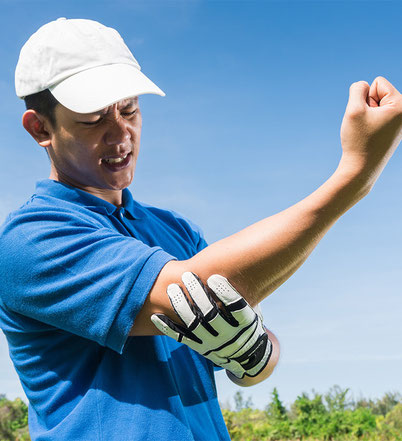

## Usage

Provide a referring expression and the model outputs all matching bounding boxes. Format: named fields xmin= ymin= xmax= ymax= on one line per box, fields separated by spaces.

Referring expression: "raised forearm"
xmin=186 ymin=156 xmax=370 ymax=306
xmin=184 ymin=78 xmax=402 ymax=307
xmin=135 ymin=77 xmax=402 ymax=336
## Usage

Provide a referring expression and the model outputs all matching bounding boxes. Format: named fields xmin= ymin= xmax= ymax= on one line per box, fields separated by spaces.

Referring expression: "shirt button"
xmin=117 ymin=208 xmax=125 ymax=220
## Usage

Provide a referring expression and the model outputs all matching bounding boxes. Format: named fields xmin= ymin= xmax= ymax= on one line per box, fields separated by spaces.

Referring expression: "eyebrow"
xmin=121 ymin=97 xmax=138 ymax=108
xmin=95 ymin=98 xmax=139 ymax=116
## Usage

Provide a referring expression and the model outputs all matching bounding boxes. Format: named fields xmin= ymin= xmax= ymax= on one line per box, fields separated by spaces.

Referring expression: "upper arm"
xmin=129 ymin=209 xmax=210 ymax=336
xmin=0 ymin=209 xmax=175 ymax=352
xmin=129 ymin=259 xmax=191 ymax=336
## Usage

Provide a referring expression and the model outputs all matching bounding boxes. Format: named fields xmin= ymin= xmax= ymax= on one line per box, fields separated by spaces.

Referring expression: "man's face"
xmin=46 ymin=97 xmax=142 ymax=200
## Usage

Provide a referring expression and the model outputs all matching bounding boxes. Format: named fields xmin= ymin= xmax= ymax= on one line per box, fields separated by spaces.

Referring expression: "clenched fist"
xmin=340 ymin=77 xmax=402 ymax=189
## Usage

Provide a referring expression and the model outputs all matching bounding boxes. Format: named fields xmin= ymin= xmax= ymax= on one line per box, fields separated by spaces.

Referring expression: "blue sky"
xmin=0 ymin=0 xmax=401 ymax=410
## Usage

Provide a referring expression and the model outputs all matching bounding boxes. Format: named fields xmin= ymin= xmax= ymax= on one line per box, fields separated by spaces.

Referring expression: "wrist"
xmin=337 ymin=152 xmax=388 ymax=196
xmin=328 ymin=155 xmax=373 ymax=206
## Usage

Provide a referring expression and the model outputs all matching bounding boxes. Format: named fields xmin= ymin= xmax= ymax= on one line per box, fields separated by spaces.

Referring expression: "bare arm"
xmin=131 ymin=77 xmax=402 ymax=338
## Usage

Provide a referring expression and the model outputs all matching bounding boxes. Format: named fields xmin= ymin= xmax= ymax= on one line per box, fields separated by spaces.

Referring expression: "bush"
xmin=222 ymin=386 xmax=402 ymax=441
xmin=0 ymin=396 xmax=30 ymax=441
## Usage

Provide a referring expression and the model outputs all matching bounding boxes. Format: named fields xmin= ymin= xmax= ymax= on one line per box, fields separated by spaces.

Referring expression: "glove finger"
xmin=182 ymin=272 xmax=217 ymax=317
xmin=231 ymin=304 xmax=258 ymax=327
xmin=151 ymin=313 xmax=202 ymax=345
xmin=207 ymin=274 xmax=252 ymax=326
xmin=206 ymin=274 xmax=244 ymax=306
xmin=208 ymin=274 xmax=260 ymax=327
xmin=151 ymin=314 xmax=183 ymax=341
xmin=167 ymin=283 xmax=198 ymax=328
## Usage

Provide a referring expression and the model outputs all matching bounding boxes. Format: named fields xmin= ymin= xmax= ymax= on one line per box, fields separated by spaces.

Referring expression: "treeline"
xmin=221 ymin=386 xmax=402 ymax=440
xmin=1 ymin=387 xmax=401 ymax=440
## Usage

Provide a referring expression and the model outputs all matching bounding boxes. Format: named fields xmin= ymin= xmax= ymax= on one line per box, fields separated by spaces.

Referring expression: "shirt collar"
xmin=35 ymin=179 xmax=143 ymax=219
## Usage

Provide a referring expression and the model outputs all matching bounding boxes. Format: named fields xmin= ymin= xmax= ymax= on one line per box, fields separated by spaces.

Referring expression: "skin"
xmin=23 ymin=97 xmax=142 ymax=206
xmin=23 ymin=76 xmax=402 ymax=387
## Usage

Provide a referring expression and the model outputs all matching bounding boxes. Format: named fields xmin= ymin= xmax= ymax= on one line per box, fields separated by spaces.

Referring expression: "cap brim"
xmin=49 ymin=63 xmax=165 ymax=113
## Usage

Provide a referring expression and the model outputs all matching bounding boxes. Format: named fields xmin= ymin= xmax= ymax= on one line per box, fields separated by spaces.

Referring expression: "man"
xmin=0 ymin=17 xmax=401 ymax=441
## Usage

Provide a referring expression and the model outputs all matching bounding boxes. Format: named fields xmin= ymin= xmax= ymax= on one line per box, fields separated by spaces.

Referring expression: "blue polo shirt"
xmin=0 ymin=179 xmax=230 ymax=441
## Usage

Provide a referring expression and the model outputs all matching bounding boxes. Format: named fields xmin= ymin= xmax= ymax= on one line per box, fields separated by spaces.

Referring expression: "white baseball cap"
xmin=15 ymin=17 xmax=165 ymax=113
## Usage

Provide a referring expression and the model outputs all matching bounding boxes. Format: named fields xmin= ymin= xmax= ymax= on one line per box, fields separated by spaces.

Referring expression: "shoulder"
xmin=0 ymin=193 xmax=114 ymax=272
xmin=2 ymin=192 xmax=107 ymax=235
xmin=135 ymin=200 xmax=206 ymax=241
xmin=135 ymin=201 xmax=207 ymax=252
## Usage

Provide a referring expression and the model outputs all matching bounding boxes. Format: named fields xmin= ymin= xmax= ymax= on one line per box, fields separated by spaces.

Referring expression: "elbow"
xmin=266 ymin=328 xmax=280 ymax=374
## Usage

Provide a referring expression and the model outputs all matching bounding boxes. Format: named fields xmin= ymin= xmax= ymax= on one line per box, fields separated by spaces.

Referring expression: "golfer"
xmin=0 ymin=17 xmax=401 ymax=441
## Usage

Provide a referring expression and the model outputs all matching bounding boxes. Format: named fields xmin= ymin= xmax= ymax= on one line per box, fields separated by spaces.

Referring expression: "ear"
xmin=22 ymin=110 xmax=53 ymax=148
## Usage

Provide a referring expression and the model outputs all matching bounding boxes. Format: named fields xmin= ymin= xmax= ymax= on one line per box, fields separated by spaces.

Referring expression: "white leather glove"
xmin=151 ymin=272 xmax=272 ymax=379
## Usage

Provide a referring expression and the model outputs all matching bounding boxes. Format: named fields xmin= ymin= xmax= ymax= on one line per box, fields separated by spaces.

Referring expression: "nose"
xmin=103 ymin=116 xmax=131 ymax=146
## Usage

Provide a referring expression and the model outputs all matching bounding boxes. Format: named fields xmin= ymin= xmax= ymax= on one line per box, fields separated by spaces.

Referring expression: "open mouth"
xmin=101 ymin=152 xmax=132 ymax=171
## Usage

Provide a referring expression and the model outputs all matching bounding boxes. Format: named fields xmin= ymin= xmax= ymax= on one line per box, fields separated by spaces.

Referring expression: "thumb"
xmin=346 ymin=81 xmax=370 ymax=114
xmin=369 ymin=76 xmax=401 ymax=108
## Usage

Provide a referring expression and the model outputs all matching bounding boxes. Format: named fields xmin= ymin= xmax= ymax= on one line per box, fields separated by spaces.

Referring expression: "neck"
xmin=49 ymin=171 xmax=123 ymax=207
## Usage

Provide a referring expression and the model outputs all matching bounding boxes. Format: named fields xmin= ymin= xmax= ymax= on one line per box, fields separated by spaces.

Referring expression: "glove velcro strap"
xmin=226 ymin=334 xmax=273 ymax=379
xmin=232 ymin=332 xmax=269 ymax=370
xmin=243 ymin=336 xmax=272 ymax=378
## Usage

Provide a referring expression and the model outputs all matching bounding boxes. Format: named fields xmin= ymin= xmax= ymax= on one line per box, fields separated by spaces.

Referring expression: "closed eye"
xmin=122 ymin=109 xmax=137 ymax=117
xmin=80 ymin=118 xmax=102 ymax=126
xmin=79 ymin=108 xmax=137 ymax=125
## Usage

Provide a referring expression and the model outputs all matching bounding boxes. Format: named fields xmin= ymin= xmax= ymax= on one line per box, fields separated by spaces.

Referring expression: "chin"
xmin=107 ymin=177 xmax=134 ymax=191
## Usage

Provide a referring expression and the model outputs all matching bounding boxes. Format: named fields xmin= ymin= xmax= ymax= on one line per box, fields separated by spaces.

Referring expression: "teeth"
xmin=104 ymin=154 xmax=128 ymax=164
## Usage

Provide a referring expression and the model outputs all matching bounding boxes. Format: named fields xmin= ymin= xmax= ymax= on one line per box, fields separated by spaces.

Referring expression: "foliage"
xmin=222 ymin=386 xmax=402 ymax=441
xmin=0 ymin=396 xmax=30 ymax=440
xmin=376 ymin=403 xmax=402 ymax=441
xmin=0 ymin=387 xmax=401 ymax=441
xmin=356 ymin=391 xmax=402 ymax=416
xmin=265 ymin=388 xmax=291 ymax=440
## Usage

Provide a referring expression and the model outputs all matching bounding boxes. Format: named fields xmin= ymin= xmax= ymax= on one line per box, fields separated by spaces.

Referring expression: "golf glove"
xmin=151 ymin=272 xmax=272 ymax=379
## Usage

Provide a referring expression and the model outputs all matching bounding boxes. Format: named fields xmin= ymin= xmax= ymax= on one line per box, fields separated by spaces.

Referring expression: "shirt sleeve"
xmin=0 ymin=207 xmax=175 ymax=354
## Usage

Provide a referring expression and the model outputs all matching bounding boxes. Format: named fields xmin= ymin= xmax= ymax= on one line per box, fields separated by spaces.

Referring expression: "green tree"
xmin=356 ymin=391 xmax=401 ymax=416
xmin=290 ymin=391 xmax=328 ymax=440
xmin=233 ymin=390 xmax=253 ymax=412
xmin=324 ymin=385 xmax=352 ymax=412
xmin=266 ymin=388 xmax=287 ymax=420
xmin=265 ymin=388 xmax=291 ymax=440
xmin=375 ymin=402 xmax=402 ymax=440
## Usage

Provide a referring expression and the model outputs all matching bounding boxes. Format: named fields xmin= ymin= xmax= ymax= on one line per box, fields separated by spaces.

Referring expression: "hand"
xmin=151 ymin=272 xmax=272 ymax=379
xmin=340 ymin=77 xmax=402 ymax=186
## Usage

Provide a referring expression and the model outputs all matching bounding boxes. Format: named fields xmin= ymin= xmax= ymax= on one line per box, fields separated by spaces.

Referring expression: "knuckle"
xmin=347 ymin=105 xmax=364 ymax=120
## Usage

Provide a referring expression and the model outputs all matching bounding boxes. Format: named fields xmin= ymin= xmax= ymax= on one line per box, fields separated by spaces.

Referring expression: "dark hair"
xmin=24 ymin=89 xmax=60 ymax=127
